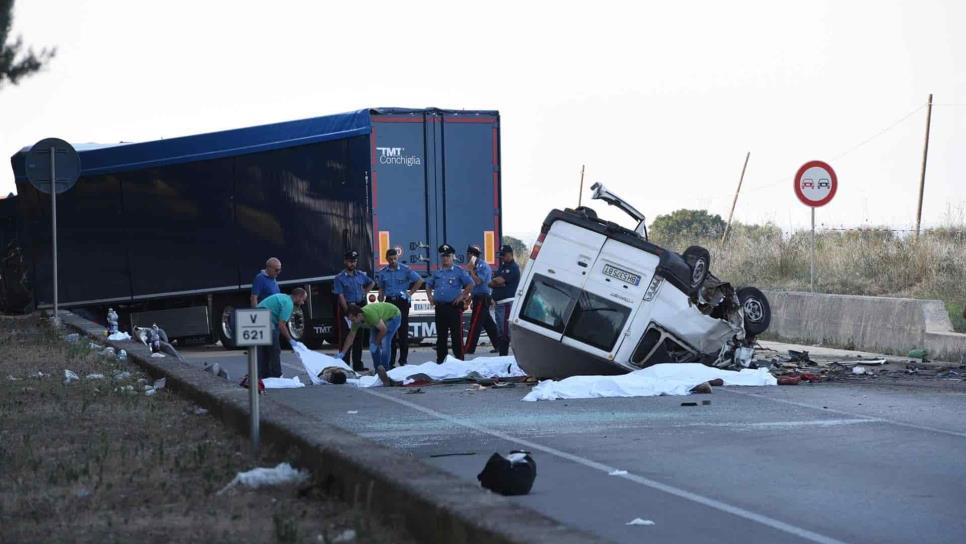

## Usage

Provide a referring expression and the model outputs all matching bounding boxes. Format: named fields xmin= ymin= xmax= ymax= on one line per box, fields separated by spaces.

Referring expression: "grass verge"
xmin=0 ymin=315 xmax=415 ymax=544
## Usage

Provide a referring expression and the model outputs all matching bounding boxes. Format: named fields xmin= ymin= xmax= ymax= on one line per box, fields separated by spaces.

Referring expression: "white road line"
xmin=722 ymin=389 xmax=966 ymax=439
xmin=362 ymin=388 xmax=850 ymax=544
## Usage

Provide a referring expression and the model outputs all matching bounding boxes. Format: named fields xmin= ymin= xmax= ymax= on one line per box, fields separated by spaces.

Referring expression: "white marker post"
xmin=235 ymin=308 xmax=272 ymax=454
xmin=793 ymin=161 xmax=838 ymax=292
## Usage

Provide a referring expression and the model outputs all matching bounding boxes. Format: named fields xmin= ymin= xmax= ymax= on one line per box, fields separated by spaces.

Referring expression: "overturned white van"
xmin=509 ymin=184 xmax=770 ymax=379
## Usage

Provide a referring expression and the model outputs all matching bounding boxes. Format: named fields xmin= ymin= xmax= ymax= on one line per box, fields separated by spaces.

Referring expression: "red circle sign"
xmin=794 ymin=160 xmax=837 ymax=207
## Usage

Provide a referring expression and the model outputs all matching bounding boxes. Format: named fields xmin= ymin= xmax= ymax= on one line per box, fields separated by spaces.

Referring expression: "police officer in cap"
xmin=463 ymin=244 xmax=503 ymax=355
xmin=489 ymin=244 xmax=521 ymax=356
xmin=332 ymin=250 xmax=374 ymax=371
xmin=376 ymin=247 xmax=424 ymax=365
xmin=425 ymin=244 xmax=473 ymax=363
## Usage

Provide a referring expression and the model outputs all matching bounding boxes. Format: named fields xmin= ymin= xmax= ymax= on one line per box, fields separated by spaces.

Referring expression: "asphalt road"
xmin=179 ymin=344 xmax=966 ymax=544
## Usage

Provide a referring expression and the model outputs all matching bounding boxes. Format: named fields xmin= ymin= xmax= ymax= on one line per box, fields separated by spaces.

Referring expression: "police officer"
xmin=332 ymin=250 xmax=374 ymax=371
xmin=489 ymin=244 xmax=521 ymax=356
xmin=425 ymin=244 xmax=473 ymax=364
xmin=376 ymin=247 xmax=424 ymax=365
xmin=463 ymin=244 xmax=503 ymax=355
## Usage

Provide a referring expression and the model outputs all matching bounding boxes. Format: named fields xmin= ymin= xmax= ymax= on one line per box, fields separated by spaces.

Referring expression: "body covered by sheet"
xmin=292 ymin=344 xmax=355 ymax=384
xmin=523 ymin=363 xmax=776 ymax=401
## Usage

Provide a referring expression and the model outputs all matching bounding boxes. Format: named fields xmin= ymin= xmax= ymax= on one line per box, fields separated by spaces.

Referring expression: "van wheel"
xmin=737 ymin=287 xmax=771 ymax=336
xmin=216 ymin=304 xmax=240 ymax=350
xmin=682 ymin=246 xmax=711 ymax=290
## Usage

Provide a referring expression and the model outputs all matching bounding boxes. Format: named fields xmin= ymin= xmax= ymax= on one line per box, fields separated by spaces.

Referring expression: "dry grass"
xmin=0 ymin=315 xmax=415 ymax=544
xmin=652 ymin=225 xmax=966 ymax=332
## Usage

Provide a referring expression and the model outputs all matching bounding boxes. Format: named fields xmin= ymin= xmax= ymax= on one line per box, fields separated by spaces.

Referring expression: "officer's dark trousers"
xmin=386 ymin=298 xmax=411 ymax=365
xmin=435 ymin=302 xmax=464 ymax=364
xmin=335 ymin=302 xmax=365 ymax=372
xmin=464 ymin=295 xmax=501 ymax=354
xmin=257 ymin=327 xmax=282 ymax=378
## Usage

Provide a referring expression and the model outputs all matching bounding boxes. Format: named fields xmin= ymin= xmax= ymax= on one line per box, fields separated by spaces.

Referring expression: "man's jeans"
xmin=370 ymin=315 xmax=402 ymax=372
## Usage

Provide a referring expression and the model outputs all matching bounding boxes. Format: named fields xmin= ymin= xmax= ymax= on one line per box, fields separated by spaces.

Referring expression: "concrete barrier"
xmin=60 ymin=311 xmax=599 ymax=544
xmin=762 ymin=290 xmax=966 ymax=362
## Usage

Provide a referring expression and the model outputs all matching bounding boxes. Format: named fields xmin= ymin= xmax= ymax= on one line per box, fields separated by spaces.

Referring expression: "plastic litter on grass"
xmin=626 ymin=518 xmax=656 ymax=526
xmin=216 ymin=462 xmax=309 ymax=495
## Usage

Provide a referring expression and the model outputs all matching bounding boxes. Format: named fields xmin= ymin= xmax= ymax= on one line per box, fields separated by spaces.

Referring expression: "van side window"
xmin=519 ymin=274 xmax=578 ymax=333
xmin=563 ymin=291 xmax=631 ymax=351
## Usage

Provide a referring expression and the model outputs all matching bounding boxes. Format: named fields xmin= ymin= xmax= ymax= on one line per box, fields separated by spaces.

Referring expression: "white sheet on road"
xmin=262 ymin=376 xmax=305 ymax=389
xmin=291 ymin=344 xmax=526 ymax=388
xmin=291 ymin=344 xmax=355 ymax=385
xmin=522 ymin=363 xmax=776 ymax=401
xmin=107 ymin=331 xmax=132 ymax=341
xmin=351 ymin=355 xmax=527 ymax=388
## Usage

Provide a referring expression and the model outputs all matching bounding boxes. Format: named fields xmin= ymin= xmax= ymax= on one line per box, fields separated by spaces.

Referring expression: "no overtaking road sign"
xmin=794 ymin=160 xmax=838 ymax=208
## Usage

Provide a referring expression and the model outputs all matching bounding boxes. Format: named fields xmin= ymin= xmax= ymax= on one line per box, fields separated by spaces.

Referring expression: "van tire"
xmin=682 ymin=246 xmax=711 ymax=290
xmin=737 ymin=286 xmax=771 ymax=336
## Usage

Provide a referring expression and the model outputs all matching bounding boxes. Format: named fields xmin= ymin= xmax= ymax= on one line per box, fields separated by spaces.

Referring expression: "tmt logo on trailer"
xmin=376 ymin=146 xmax=422 ymax=167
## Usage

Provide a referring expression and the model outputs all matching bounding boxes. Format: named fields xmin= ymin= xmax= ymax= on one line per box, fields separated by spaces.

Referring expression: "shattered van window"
xmin=564 ymin=291 xmax=630 ymax=351
xmin=520 ymin=275 xmax=578 ymax=333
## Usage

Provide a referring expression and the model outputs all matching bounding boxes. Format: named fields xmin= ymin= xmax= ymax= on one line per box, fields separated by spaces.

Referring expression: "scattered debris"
xmin=609 ymin=470 xmax=628 ymax=476
xmin=332 ymin=529 xmax=357 ymax=543
xmin=63 ymin=333 xmax=80 ymax=344
xmin=477 ymin=451 xmax=536 ymax=496
xmin=778 ymin=375 xmax=802 ymax=385
xmin=216 ymin=463 xmax=309 ymax=495
xmin=626 ymin=518 xmax=656 ymax=526
xmin=346 ymin=410 xmax=359 ymax=414
xmin=193 ymin=406 xmax=209 ymax=416
xmin=405 ymin=388 xmax=425 ymax=394
xmin=150 ymin=353 xmax=166 ymax=358
xmin=7 ymin=375 xmax=18 ymax=381
xmin=153 ymin=377 xmax=167 ymax=391
xmin=107 ymin=331 xmax=131 ymax=341
xmin=907 ymin=348 xmax=929 ymax=362
xmin=680 ymin=402 xmax=698 ymax=407
xmin=852 ymin=366 xmax=869 ymax=375
xmin=203 ymin=362 xmax=230 ymax=380
xmin=118 ymin=349 xmax=128 ymax=361
xmin=145 ymin=388 xmax=157 ymax=397
xmin=690 ymin=382 xmax=713 ymax=394
xmin=102 ymin=347 xmax=116 ymax=358
xmin=85 ymin=373 xmax=105 ymax=380
xmin=788 ymin=350 xmax=814 ymax=364
xmin=88 ymin=342 xmax=102 ymax=350
xmin=855 ymin=359 xmax=887 ymax=366
xmin=262 ymin=376 xmax=305 ymax=389
xmin=63 ymin=369 xmax=79 ymax=384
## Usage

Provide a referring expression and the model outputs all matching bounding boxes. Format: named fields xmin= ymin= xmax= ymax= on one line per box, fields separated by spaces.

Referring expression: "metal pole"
xmin=249 ymin=347 xmax=260 ymax=455
xmin=915 ymin=93 xmax=933 ymax=238
xmin=722 ymin=151 xmax=750 ymax=244
xmin=50 ymin=146 xmax=59 ymax=320
xmin=577 ymin=165 xmax=586 ymax=207
xmin=810 ymin=207 xmax=816 ymax=292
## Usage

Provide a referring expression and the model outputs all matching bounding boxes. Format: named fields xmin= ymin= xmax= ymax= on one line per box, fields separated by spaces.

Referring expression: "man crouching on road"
xmin=338 ymin=302 xmax=401 ymax=386
xmin=253 ymin=288 xmax=307 ymax=381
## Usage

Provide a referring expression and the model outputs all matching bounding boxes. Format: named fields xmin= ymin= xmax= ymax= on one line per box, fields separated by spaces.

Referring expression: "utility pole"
xmin=915 ymin=94 xmax=933 ymax=238
xmin=577 ymin=164 xmax=586 ymax=207
xmin=721 ymin=152 xmax=750 ymax=244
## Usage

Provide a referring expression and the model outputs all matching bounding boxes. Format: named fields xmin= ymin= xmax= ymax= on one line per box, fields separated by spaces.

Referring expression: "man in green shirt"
xmin=253 ymin=289 xmax=307 ymax=380
xmin=338 ymin=302 xmax=401 ymax=386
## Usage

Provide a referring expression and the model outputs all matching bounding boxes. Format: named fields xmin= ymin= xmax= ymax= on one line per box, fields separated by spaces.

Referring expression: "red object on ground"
xmin=778 ymin=375 xmax=802 ymax=386
xmin=799 ymin=373 xmax=822 ymax=383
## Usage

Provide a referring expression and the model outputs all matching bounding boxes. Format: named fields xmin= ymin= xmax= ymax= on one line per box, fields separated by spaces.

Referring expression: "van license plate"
xmin=602 ymin=264 xmax=641 ymax=286
xmin=413 ymin=303 xmax=431 ymax=311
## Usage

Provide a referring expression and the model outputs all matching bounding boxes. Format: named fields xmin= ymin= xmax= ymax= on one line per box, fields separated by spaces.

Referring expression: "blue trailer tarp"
xmin=11 ymin=109 xmax=375 ymax=178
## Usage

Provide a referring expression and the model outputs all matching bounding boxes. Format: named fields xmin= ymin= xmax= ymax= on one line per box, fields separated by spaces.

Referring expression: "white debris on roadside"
xmin=216 ymin=463 xmax=309 ymax=495
xmin=609 ymin=470 xmax=628 ymax=476
xmin=852 ymin=366 xmax=868 ymax=375
xmin=332 ymin=529 xmax=357 ymax=543
xmin=193 ymin=406 xmax=208 ymax=416
xmin=523 ymin=363 xmax=776 ymax=402
xmin=85 ymin=373 xmax=105 ymax=380
xmin=88 ymin=342 xmax=102 ymax=350
xmin=626 ymin=518 xmax=656 ymax=526
xmin=63 ymin=333 xmax=80 ymax=343
xmin=113 ymin=371 xmax=131 ymax=381
xmin=144 ymin=388 xmax=157 ymax=397
xmin=150 ymin=352 xmax=166 ymax=358
xmin=153 ymin=377 xmax=166 ymax=391
xmin=102 ymin=347 xmax=116 ymax=357
xmin=346 ymin=410 xmax=358 ymax=414
xmin=118 ymin=349 xmax=128 ymax=361
xmin=63 ymin=369 xmax=79 ymax=384
xmin=107 ymin=331 xmax=131 ymax=341
xmin=261 ymin=376 xmax=305 ymax=389
xmin=7 ymin=375 xmax=18 ymax=381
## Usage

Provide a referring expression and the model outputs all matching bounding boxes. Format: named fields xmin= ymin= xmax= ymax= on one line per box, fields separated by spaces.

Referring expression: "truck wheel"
xmin=216 ymin=304 xmax=240 ymax=350
xmin=682 ymin=246 xmax=711 ymax=290
xmin=284 ymin=306 xmax=305 ymax=349
xmin=737 ymin=287 xmax=771 ymax=336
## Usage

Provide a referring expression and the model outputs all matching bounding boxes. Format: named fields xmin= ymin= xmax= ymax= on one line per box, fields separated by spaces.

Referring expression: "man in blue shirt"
xmin=332 ymin=250 xmax=374 ymax=371
xmin=489 ymin=244 xmax=521 ymax=356
xmin=376 ymin=247 xmax=424 ymax=365
xmin=425 ymin=244 xmax=473 ymax=364
xmin=463 ymin=244 xmax=503 ymax=355
xmin=250 ymin=257 xmax=282 ymax=307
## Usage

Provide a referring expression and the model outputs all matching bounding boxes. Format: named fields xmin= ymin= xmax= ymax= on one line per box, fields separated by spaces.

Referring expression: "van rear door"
xmin=513 ymin=220 xmax=606 ymax=341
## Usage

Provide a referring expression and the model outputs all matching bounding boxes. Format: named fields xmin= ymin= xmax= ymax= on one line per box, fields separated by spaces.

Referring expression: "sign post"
xmin=24 ymin=138 xmax=81 ymax=321
xmin=235 ymin=308 xmax=272 ymax=454
xmin=793 ymin=160 xmax=838 ymax=292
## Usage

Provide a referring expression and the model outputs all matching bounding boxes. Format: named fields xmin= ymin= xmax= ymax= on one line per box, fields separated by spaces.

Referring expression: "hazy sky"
xmin=2 ymin=0 xmax=964 ymax=242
